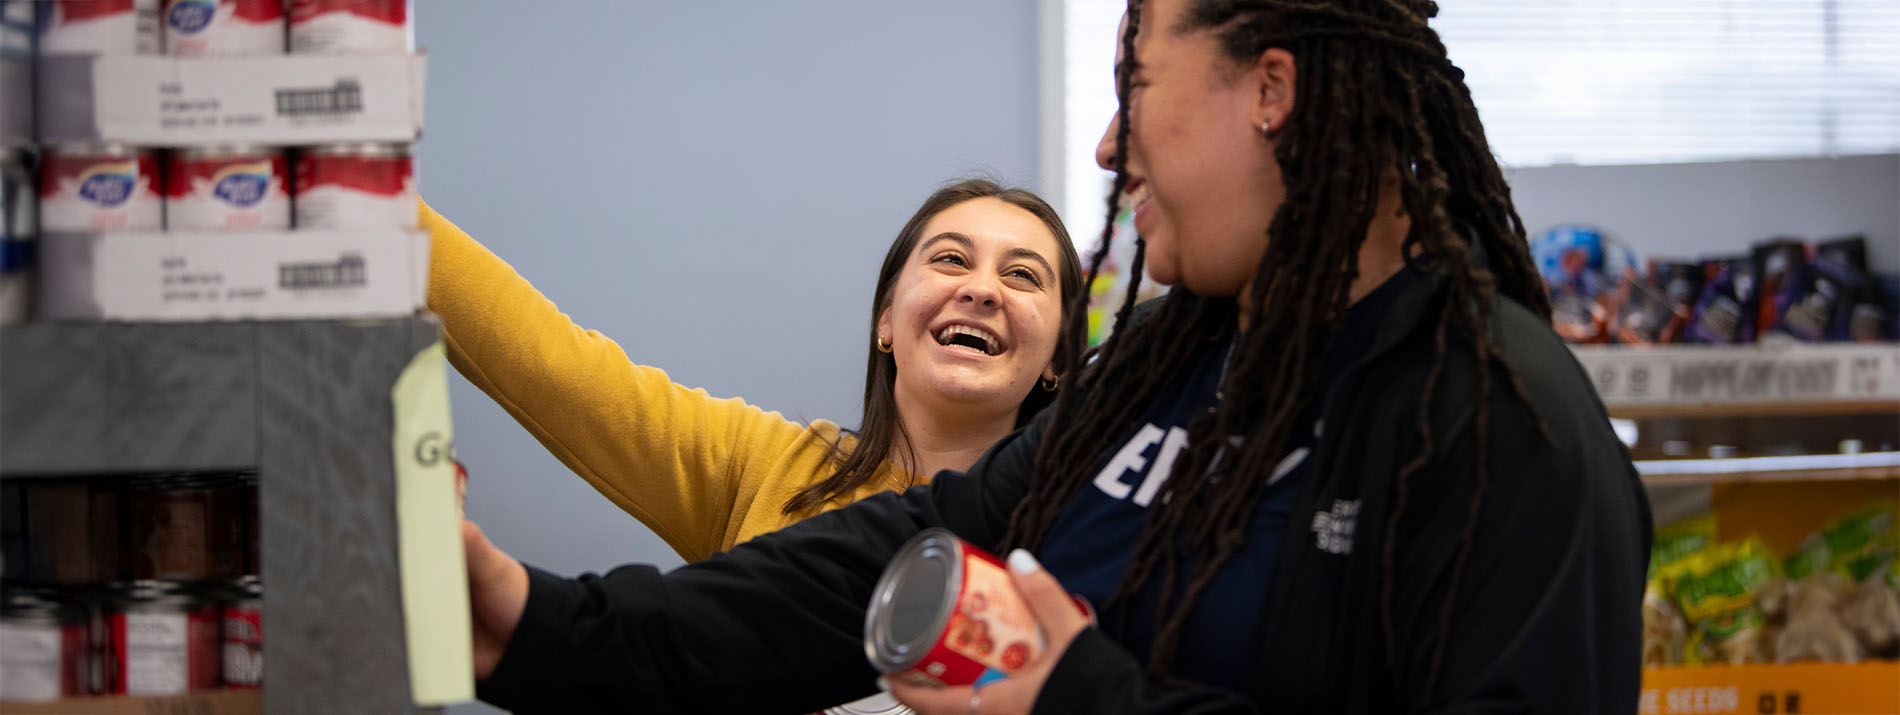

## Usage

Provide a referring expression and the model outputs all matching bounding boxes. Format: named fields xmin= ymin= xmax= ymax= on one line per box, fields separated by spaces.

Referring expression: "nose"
xmin=1095 ymin=114 xmax=1120 ymax=171
xmin=957 ymin=273 xmax=1002 ymax=309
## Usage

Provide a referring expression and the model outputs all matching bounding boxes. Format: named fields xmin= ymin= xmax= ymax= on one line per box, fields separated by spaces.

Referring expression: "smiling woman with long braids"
xmin=458 ymin=1 xmax=1651 ymax=712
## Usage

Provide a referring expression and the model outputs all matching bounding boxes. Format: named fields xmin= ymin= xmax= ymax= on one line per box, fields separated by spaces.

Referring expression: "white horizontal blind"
xmin=1059 ymin=1 xmax=1900 ymax=243
xmin=1435 ymin=0 xmax=1900 ymax=166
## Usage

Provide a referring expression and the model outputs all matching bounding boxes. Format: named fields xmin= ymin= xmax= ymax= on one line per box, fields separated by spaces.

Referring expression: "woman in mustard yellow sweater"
xmin=423 ymin=179 xmax=1086 ymax=562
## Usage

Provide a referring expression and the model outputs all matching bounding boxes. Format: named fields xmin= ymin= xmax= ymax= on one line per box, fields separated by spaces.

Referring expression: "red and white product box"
xmin=165 ymin=146 xmax=290 ymax=231
xmin=40 ymin=144 xmax=163 ymax=233
xmin=294 ymin=143 xmax=415 ymax=230
xmin=0 ymin=597 xmax=89 ymax=701
xmin=289 ymin=0 xmax=411 ymax=54
xmin=40 ymin=0 xmax=162 ymax=55
xmin=162 ymin=0 xmax=284 ymax=56
xmin=107 ymin=585 xmax=220 ymax=695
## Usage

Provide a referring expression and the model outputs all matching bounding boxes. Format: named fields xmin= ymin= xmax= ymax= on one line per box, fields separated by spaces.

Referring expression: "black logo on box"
xmin=275 ymin=79 xmax=364 ymax=117
xmin=280 ymin=253 xmax=366 ymax=290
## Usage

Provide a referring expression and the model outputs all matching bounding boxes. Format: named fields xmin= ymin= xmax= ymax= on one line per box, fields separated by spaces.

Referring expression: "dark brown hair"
xmin=783 ymin=179 xmax=1087 ymax=515
xmin=1002 ymin=0 xmax=1553 ymax=696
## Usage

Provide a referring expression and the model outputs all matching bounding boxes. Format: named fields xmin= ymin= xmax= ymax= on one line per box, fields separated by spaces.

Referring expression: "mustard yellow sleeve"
xmin=420 ymin=200 xmax=821 ymax=562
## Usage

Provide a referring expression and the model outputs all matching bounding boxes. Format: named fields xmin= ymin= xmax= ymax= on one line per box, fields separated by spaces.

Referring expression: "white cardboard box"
xmin=37 ymin=229 xmax=428 ymax=321
xmin=39 ymin=53 xmax=425 ymax=145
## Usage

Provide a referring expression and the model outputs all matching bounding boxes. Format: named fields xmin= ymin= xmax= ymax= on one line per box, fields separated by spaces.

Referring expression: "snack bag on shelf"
xmin=1813 ymin=236 xmax=1886 ymax=342
xmin=1838 ymin=568 xmax=1900 ymax=659
xmin=1686 ymin=257 xmax=1761 ymax=344
xmin=1614 ymin=268 xmax=1675 ymax=345
xmin=1666 ymin=538 xmax=1777 ymax=665
xmin=1532 ymin=225 xmax=1632 ymax=344
xmin=1752 ymin=238 xmax=1827 ymax=341
xmin=1654 ymin=261 xmax=1705 ymax=344
xmin=1643 ymin=583 xmax=1689 ymax=666
xmin=1770 ymin=573 xmax=1863 ymax=664
xmin=1650 ymin=514 xmax=1717 ymax=581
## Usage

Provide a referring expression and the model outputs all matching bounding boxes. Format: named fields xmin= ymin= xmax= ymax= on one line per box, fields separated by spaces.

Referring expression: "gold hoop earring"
xmin=876 ymin=336 xmax=893 ymax=353
xmin=1039 ymin=375 xmax=1059 ymax=392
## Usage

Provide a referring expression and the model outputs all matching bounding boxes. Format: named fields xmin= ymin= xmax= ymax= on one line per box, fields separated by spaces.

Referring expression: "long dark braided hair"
xmin=1002 ymin=0 xmax=1554 ymax=696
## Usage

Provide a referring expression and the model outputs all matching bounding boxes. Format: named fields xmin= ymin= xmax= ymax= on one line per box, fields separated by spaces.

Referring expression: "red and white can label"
xmin=109 ymin=608 xmax=220 ymax=695
xmin=221 ymin=605 xmax=262 ymax=688
xmin=41 ymin=0 xmax=162 ymax=55
xmin=294 ymin=150 xmax=415 ymax=230
xmin=165 ymin=152 xmax=291 ymax=231
xmin=289 ymin=0 xmax=409 ymax=54
xmin=162 ymin=0 xmax=285 ymax=56
xmin=906 ymin=548 xmax=1046 ymax=687
xmin=39 ymin=151 xmax=163 ymax=232
xmin=0 ymin=619 xmax=87 ymax=701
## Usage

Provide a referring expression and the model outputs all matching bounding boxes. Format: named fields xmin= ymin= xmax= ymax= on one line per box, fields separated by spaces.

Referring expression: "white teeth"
xmin=935 ymin=324 xmax=1002 ymax=356
xmin=1123 ymin=183 xmax=1152 ymax=208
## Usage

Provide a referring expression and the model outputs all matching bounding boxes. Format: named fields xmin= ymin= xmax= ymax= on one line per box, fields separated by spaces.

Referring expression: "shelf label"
xmin=1574 ymin=344 xmax=1900 ymax=408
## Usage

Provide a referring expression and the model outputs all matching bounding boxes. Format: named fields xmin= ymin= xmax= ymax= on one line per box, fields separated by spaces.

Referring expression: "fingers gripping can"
xmin=863 ymin=529 xmax=1088 ymax=689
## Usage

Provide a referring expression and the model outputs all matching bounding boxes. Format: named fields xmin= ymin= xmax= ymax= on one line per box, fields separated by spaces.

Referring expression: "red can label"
xmin=43 ymin=0 xmax=162 ymax=55
xmin=109 ymin=608 xmax=220 ymax=694
xmin=294 ymin=149 xmax=415 ymax=229
xmin=39 ymin=150 xmax=163 ymax=232
xmin=162 ymin=0 xmax=285 ymax=56
xmin=164 ymin=151 xmax=291 ymax=231
xmin=289 ymin=0 xmax=409 ymax=53
xmin=903 ymin=547 xmax=1046 ymax=688
xmin=221 ymin=604 xmax=262 ymax=688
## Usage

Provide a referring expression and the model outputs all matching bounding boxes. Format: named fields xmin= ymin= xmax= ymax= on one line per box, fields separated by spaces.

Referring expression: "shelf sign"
xmin=1573 ymin=343 xmax=1900 ymax=408
xmin=1640 ymin=663 xmax=1900 ymax=715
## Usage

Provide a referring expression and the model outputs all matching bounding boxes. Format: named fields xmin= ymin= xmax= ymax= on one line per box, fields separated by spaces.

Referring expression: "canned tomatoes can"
xmin=289 ymin=0 xmax=410 ymax=54
xmin=0 ymin=588 xmax=88 ymax=701
xmin=217 ymin=575 xmax=261 ymax=688
xmin=292 ymin=142 xmax=414 ymax=230
xmin=161 ymin=0 xmax=284 ymax=56
xmin=864 ymin=529 xmax=1088 ymax=689
xmin=40 ymin=0 xmax=162 ymax=55
xmin=105 ymin=580 xmax=220 ymax=694
xmin=164 ymin=146 xmax=290 ymax=231
xmin=40 ymin=143 xmax=163 ymax=232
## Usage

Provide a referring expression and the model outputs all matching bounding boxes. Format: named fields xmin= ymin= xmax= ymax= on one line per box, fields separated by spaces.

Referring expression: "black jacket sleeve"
xmin=476 ymin=409 xmax=1050 ymax=715
xmin=1036 ymin=629 xmax=1261 ymax=714
xmin=1386 ymin=319 xmax=1651 ymax=714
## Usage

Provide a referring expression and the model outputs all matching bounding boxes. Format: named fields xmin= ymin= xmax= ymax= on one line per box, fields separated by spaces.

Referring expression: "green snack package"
xmin=1665 ymin=538 xmax=1777 ymax=665
xmin=1650 ymin=513 xmax=1717 ymax=582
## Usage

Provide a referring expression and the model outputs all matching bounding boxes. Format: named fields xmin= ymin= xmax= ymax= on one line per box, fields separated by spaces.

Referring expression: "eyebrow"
xmin=920 ymin=232 xmax=1057 ymax=281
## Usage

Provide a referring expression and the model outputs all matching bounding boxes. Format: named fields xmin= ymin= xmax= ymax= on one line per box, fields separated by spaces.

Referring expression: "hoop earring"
xmin=1039 ymin=375 xmax=1059 ymax=392
xmin=876 ymin=336 xmax=893 ymax=353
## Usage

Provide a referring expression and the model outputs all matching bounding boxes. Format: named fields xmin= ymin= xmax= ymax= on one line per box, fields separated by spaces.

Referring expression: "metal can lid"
xmin=45 ymin=141 xmax=148 ymax=158
xmin=0 ymin=586 xmax=72 ymax=621
xmin=822 ymin=693 xmax=913 ymax=715
xmin=176 ymin=144 xmax=279 ymax=160
xmin=108 ymin=579 xmax=199 ymax=610
xmin=305 ymin=142 xmax=410 ymax=159
xmin=863 ymin=528 xmax=964 ymax=674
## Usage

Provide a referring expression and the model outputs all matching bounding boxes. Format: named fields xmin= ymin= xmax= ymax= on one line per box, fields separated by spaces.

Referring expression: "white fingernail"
xmin=1008 ymin=548 xmax=1039 ymax=574
xmin=876 ymin=677 xmax=891 ymax=692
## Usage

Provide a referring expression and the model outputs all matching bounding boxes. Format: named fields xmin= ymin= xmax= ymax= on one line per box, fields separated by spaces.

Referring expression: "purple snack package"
xmin=1753 ymin=238 xmax=1816 ymax=340
xmin=1686 ymin=257 xmax=1760 ymax=344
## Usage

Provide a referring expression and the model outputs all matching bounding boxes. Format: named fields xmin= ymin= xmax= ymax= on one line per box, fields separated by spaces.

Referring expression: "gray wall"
xmin=414 ymin=4 xmax=1040 ymax=710
xmin=1505 ymin=154 xmax=1900 ymax=273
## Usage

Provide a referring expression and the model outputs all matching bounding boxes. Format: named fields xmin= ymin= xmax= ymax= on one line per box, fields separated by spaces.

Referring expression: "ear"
xmin=1042 ymin=362 xmax=1060 ymax=382
xmin=1250 ymin=47 xmax=1297 ymax=137
xmin=875 ymin=307 xmax=893 ymax=346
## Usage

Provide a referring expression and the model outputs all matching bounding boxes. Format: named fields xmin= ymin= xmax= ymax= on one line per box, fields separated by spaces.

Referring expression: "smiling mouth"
xmin=935 ymin=324 xmax=1004 ymax=356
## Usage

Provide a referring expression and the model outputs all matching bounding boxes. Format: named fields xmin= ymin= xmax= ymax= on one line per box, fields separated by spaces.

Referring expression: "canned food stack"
xmin=0 ymin=473 xmax=261 ymax=701
xmin=3 ymin=1 xmax=426 ymax=709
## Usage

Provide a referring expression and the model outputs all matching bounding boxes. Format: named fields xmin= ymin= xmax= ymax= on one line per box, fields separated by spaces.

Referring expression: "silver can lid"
xmin=176 ymin=144 xmax=277 ymax=160
xmin=45 ymin=142 xmax=147 ymax=158
xmin=305 ymin=142 xmax=410 ymax=159
xmin=863 ymin=528 xmax=964 ymax=674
